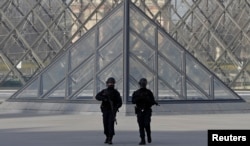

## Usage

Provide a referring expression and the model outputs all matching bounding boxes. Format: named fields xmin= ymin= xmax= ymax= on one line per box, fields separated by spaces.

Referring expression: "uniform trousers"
xmin=102 ymin=109 xmax=116 ymax=137
xmin=136 ymin=108 xmax=152 ymax=139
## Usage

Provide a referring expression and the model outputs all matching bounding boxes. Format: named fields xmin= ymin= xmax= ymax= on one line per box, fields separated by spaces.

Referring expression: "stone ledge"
xmin=1 ymin=101 xmax=250 ymax=115
xmin=126 ymin=102 xmax=250 ymax=115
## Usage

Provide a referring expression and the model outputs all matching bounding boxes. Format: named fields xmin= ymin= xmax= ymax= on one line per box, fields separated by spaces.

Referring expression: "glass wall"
xmin=9 ymin=1 xmax=241 ymax=102
xmin=1 ymin=0 xmax=250 ymax=90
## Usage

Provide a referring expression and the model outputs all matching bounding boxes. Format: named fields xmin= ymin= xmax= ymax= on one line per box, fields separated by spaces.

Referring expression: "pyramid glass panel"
xmin=0 ymin=56 xmax=10 ymax=77
xmin=158 ymin=56 xmax=182 ymax=95
xmin=8 ymin=1 xmax=242 ymax=103
xmin=42 ymin=54 xmax=67 ymax=94
xmin=129 ymin=58 xmax=154 ymax=82
xmin=186 ymin=81 xmax=208 ymax=100
xmin=18 ymin=53 xmax=40 ymax=79
xmin=16 ymin=17 xmax=43 ymax=45
xmin=130 ymin=33 xmax=155 ymax=70
xmin=71 ymin=81 xmax=94 ymax=100
xmin=231 ymin=70 xmax=250 ymax=90
xmin=69 ymin=58 xmax=94 ymax=96
xmin=4 ymin=3 xmax=24 ymax=26
xmin=99 ymin=7 xmax=123 ymax=45
xmin=0 ymin=25 xmax=9 ymax=44
xmin=70 ymin=30 xmax=95 ymax=70
xmin=158 ymin=79 xmax=180 ymax=100
xmin=0 ymin=0 xmax=249 ymax=92
xmin=129 ymin=56 xmax=155 ymax=97
xmin=130 ymin=7 xmax=156 ymax=47
xmin=186 ymin=54 xmax=211 ymax=95
xmin=3 ymin=37 xmax=26 ymax=62
xmin=45 ymin=80 xmax=66 ymax=100
xmin=15 ymin=77 xmax=39 ymax=99
xmin=97 ymin=33 xmax=123 ymax=70
xmin=158 ymin=32 xmax=182 ymax=70
xmin=214 ymin=78 xmax=240 ymax=100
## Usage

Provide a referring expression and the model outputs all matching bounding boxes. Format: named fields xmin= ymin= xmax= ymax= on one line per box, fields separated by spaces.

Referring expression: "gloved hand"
xmin=114 ymin=107 xmax=119 ymax=113
xmin=102 ymin=90 xmax=111 ymax=101
xmin=102 ymin=95 xmax=108 ymax=101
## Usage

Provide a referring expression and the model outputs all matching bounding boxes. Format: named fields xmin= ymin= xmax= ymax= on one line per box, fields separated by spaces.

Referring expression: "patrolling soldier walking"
xmin=95 ymin=77 xmax=122 ymax=145
xmin=132 ymin=78 xmax=158 ymax=145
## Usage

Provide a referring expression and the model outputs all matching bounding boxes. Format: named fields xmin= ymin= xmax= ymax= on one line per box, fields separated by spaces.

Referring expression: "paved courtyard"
xmin=1 ymin=111 xmax=250 ymax=146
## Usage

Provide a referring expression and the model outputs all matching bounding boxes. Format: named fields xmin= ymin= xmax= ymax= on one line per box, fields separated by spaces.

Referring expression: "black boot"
xmin=139 ymin=138 xmax=146 ymax=145
xmin=147 ymin=135 xmax=151 ymax=143
xmin=107 ymin=136 xmax=113 ymax=145
xmin=104 ymin=137 xmax=109 ymax=144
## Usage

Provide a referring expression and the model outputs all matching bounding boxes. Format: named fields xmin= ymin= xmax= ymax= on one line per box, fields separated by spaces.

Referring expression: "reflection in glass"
xmin=186 ymin=54 xmax=210 ymax=95
xmin=42 ymin=55 xmax=67 ymax=94
xmin=16 ymin=78 xmax=39 ymax=99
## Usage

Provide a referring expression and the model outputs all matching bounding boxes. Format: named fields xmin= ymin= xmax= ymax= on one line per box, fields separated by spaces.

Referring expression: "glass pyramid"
xmin=9 ymin=1 xmax=242 ymax=102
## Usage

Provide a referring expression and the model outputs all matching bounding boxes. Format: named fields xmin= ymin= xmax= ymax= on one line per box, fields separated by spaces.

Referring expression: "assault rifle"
xmin=104 ymin=89 xmax=118 ymax=125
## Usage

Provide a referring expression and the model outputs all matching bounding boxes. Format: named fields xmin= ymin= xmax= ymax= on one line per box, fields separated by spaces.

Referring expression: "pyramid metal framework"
xmin=9 ymin=1 xmax=242 ymax=102
xmin=0 ymin=0 xmax=123 ymax=87
xmin=1 ymin=0 xmax=250 ymax=91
